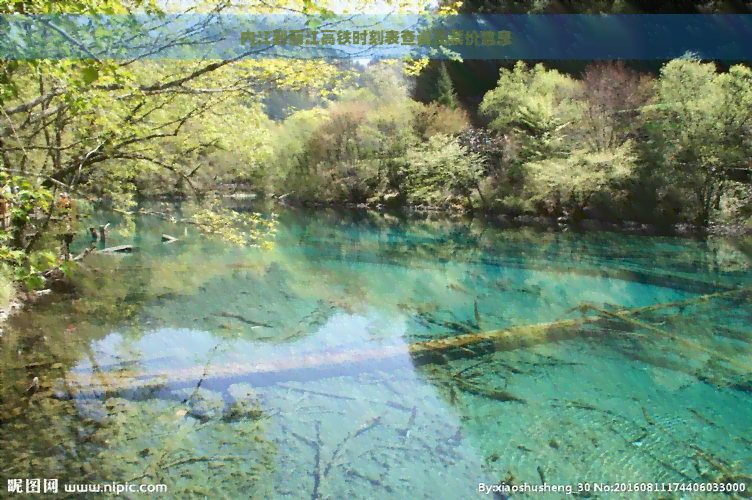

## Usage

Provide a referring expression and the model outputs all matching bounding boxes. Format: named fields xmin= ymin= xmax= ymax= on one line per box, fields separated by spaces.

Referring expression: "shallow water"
xmin=2 ymin=207 xmax=752 ymax=500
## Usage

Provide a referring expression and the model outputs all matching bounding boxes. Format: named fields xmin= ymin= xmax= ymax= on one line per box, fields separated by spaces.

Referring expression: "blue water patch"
xmin=27 ymin=209 xmax=752 ymax=498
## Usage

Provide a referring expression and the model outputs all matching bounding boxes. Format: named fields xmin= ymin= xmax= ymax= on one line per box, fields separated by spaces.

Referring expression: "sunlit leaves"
xmin=481 ymin=62 xmax=583 ymax=164
xmin=402 ymin=132 xmax=483 ymax=206
xmin=525 ymin=140 xmax=638 ymax=205
xmin=647 ymin=59 xmax=752 ymax=224
xmin=479 ymin=61 xmax=646 ymax=212
xmin=191 ymin=207 xmax=278 ymax=248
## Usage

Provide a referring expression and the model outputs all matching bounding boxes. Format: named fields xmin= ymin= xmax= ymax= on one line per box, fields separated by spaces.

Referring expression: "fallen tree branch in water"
xmin=323 ymin=413 xmax=385 ymax=479
xmin=578 ymin=302 xmax=751 ymax=375
xmin=60 ymin=287 xmax=752 ymax=396
xmin=290 ymin=420 xmax=324 ymax=500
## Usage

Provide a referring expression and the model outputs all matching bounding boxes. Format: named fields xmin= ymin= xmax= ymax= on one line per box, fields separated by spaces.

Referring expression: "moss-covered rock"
xmin=223 ymin=383 xmax=263 ymax=422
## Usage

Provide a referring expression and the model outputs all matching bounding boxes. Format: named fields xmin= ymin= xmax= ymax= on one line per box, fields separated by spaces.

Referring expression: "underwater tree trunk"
xmin=61 ymin=287 xmax=751 ymax=397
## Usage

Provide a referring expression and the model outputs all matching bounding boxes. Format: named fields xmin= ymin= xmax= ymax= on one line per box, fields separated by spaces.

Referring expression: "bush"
xmin=523 ymin=140 xmax=638 ymax=215
xmin=276 ymin=102 xmax=406 ymax=202
xmin=479 ymin=62 xmax=645 ymax=217
xmin=717 ymin=181 xmax=752 ymax=225
xmin=402 ymin=133 xmax=484 ymax=208
xmin=575 ymin=61 xmax=655 ymax=152
xmin=644 ymin=59 xmax=752 ymax=226
xmin=411 ymin=101 xmax=471 ymax=141
xmin=480 ymin=62 xmax=583 ymax=162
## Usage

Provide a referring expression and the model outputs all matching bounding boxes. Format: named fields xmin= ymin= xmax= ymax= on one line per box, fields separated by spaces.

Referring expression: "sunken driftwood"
xmin=161 ymin=234 xmax=179 ymax=244
xmin=97 ymin=244 xmax=137 ymax=254
xmin=89 ymin=223 xmax=110 ymax=246
xmin=62 ymin=287 xmax=752 ymax=397
xmin=81 ymin=233 xmax=180 ymax=256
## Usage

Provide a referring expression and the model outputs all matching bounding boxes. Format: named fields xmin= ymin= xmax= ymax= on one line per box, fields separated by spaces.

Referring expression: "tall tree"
xmin=645 ymin=59 xmax=752 ymax=227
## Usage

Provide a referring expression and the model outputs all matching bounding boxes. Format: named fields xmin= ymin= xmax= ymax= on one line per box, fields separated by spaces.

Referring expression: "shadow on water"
xmin=2 ymin=203 xmax=752 ymax=499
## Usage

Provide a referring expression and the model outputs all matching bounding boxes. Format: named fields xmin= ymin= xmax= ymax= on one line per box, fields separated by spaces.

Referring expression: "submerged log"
xmin=99 ymin=224 xmax=108 ymax=247
xmin=161 ymin=234 xmax=179 ymax=244
xmin=62 ymin=287 xmax=752 ymax=397
xmin=96 ymin=244 xmax=137 ymax=254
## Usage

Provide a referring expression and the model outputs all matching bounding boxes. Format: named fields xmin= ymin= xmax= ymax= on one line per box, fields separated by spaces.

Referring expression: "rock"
xmin=43 ymin=268 xmax=76 ymax=294
xmin=174 ymin=388 xmax=226 ymax=422
xmin=223 ymin=384 xmax=263 ymax=422
xmin=77 ymin=400 xmax=108 ymax=422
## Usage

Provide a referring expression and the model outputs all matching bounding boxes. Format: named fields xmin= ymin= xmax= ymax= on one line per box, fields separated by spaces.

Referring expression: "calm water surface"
xmin=2 ymin=207 xmax=751 ymax=500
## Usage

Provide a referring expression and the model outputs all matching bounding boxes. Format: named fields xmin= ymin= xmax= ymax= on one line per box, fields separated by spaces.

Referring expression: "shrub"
xmin=523 ymin=140 xmax=638 ymax=216
xmin=411 ymin=101 xmax=471 ymax=141
xmin=575 ymin=61 xmax=655 ymax=152
xmin=402 ymin=133 xmax=484 ymax=209
xmin=480 ymin=62 xmax=583 ymax=162
xmin=644 ymin=59 xmax=752 ymax=226
xmin=265 ymin=107 xmax=333 ymax=194
xmin=0 ymin=267 xmax=16 ymax=311
xmin=717 ymin=181 xmax=752 ymax=225
xmin=281 ymin=102 xmax=416 ymax=203
xmin=272 ymin=98 xmax=478 ymax=207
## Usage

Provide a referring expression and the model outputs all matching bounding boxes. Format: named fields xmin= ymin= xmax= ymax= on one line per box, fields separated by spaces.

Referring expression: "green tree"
xmin=480 ymin=62 xmax=582 ymax=162
xmin=436 ymin=62 xmax=460 ymax=109
xmin=645 ymin=59 xmax=752 ymax=227
xmin=0 ymin=0 xmax=364 ymax=287
xmin=480 ymin=62 xmax=642 ymax=216
xmin=402 ymin=133 xmax=483 ymax=208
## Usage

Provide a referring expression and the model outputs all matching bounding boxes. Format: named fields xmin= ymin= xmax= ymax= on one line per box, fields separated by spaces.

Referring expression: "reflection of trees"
xmin=4 ymin=204 xmax=752 ymax=497
xmin=0 ymin=374 xmax=278 ymax=498
xmin=0 ymin=251 xmax=278 ymax=497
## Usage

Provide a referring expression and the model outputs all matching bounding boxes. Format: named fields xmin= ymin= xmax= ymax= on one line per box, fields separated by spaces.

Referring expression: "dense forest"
xmin=1 ymin=0 xmax=752 ymax=309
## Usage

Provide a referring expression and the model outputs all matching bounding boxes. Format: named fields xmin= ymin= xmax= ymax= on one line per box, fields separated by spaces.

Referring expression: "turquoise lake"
xmin=2 ymin=206 xmax=751 ymax=499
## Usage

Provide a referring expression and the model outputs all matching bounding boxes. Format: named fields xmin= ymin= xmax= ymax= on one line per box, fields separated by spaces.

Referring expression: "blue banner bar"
xmin=0 ymin=14 xmax=750 ymax=60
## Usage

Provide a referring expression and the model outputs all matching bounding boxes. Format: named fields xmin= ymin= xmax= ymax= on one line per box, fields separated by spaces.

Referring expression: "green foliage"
xmin=402 ymin=133 xmax=484 ymax=207
xmin=354 ymin=61 xmax=414 ymax=104
xmin=644 ymin=59 xmax=752 ymax=226
xmin=264 ymin=107 xmax=332 ymax=191
xmin=0 ymin=172 xmax=61 ymax=289
xmin=480 ymin=62 xmax=642 ymax=215
xmin=269 ymin=99 xmax=475 ymax=208
xmin=436 ymin=62 xmax=460 ymax=109
xmin=0 ymin=0 xmax=365 ymax=292
xmin=191 ymin=207 xmax=278 ymax=249
xmin=480 ymin=62 xmax=583 ymax=163
xmin=0 ymin=266 xmax=15 ymax=309
xmin=523 ymin=140 xmax=638 ymax=211
xmin=474 ymin=58 xmax=752 ymax=224
xmin=718 ymin=181 xmax=752 ymax=226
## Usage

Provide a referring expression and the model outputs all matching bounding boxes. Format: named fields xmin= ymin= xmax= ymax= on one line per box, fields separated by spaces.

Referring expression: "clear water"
xmin=2 ymin=207 xmax=751 ymax=500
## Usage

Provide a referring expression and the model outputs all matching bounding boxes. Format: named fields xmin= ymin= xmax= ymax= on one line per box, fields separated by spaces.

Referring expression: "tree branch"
xmin=108 ymin=152 xmax=199 ymax=195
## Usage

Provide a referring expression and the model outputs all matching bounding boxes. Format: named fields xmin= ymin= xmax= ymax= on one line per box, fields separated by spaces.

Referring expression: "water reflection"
xmin=1 ymin=206 xmax=751 ymax=499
